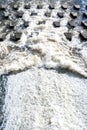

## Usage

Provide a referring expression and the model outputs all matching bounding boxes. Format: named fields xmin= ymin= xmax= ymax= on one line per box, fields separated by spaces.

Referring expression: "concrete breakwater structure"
xmin=0 ymin=0 xmax=87 ymax=130
xmin=0 ymin=0 xmax=87 ymax=77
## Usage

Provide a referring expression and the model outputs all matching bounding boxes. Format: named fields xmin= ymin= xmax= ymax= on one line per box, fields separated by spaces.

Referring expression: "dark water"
xmin=0 ymin=76 xmax=7 ymax=130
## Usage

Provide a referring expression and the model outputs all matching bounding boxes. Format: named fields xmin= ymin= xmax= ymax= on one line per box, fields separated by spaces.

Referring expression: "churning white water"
xmin=0 ymin=0 xmax=87 ymax=77
xmin=0 ymin=0 xmax=87 ymax=130
xmin=2 ymin=68 xmax=87 ymax=130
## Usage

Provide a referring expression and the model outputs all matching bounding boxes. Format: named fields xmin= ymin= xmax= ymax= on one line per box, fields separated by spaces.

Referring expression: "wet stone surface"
xmin=10 ymin=31 xmax=22 ymax=41
xmin=44 ymin=12 xmax=51 ymax=17
xmin=57 ymin=12 xmax=64 ymax=18
xmin=80 ymin=31 xmax=87 ymax=40
xmin=3 ymin=12 xmax=9 ymax=19
xmin=16 ymin=11 xmax=24 ymax=18
xmin=31 ymin=12 xmax=38 ymax=16
xmin=68 ymin=20 xmax=77 ymax=28
xmin=61 ymin=4 xmax=68 ymax=10
xmin=70 ymin=12 xmax=78 ymax=18
xmin=81 ymin=19 xmax=87 ymax=28
xmin=24 ymin=4 xmax=30 ymax=9
xmin=49 ymin=4 xmax=55 ymax=10
xmin=83 ymin=12 xmax=87 ymax=18
xmin=0 ymin=1 xmax=86 ymax=43
xmin=53 ymin=21 xmax=60 ymax=27
xmin=38 ymin=20 xmax=46 ymax=25
xmin=0 ymin=4 xmax=7 ymax=11
xmin=74 ymin=4 xmax=80 ymax=10
xmin=64 ymin=32 xmax=72 ymax=41
xmin=12 ymin=4 xmax=19 ymax=10
xmin=6 ymin=22 xmax=15 ymax=29
xmin=86 ymin=5 xmax=87 ymax=10
xmin=23 ymin=21 xmax=29 ymax=28
xmin=0 ymin=0 xmax=86 ymax=43
xmin=0 ymin=34 xmax=6 ymax=42
xmin=37 ymin=5 xmax=43 ymax=9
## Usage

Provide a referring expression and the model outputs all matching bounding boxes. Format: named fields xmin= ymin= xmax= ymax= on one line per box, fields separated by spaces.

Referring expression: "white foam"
xmin=2 ymin=68 xmax=87 ymax=130
xmin=0 ymin=0 xmax=87 ymax=77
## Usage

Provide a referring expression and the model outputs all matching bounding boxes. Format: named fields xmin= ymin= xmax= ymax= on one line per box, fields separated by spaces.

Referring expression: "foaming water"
xmin=0 ymin=0 xmax=87 ymax=77
xmin=0 ymin=0 xmax=87 ymax=130
xmin=2 ymin=68 xmax=87 ymax=130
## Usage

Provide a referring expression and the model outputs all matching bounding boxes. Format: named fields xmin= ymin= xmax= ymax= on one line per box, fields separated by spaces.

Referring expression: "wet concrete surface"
xmin=0 ymin=0 xmax=87 ymax=41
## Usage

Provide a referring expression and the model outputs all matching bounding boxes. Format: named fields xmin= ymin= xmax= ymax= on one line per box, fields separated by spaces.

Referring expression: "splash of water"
xmin=2 ymin=68 xmax=87 ymax=130
xmin=0 ymin=0 xmax=87 ymax=77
